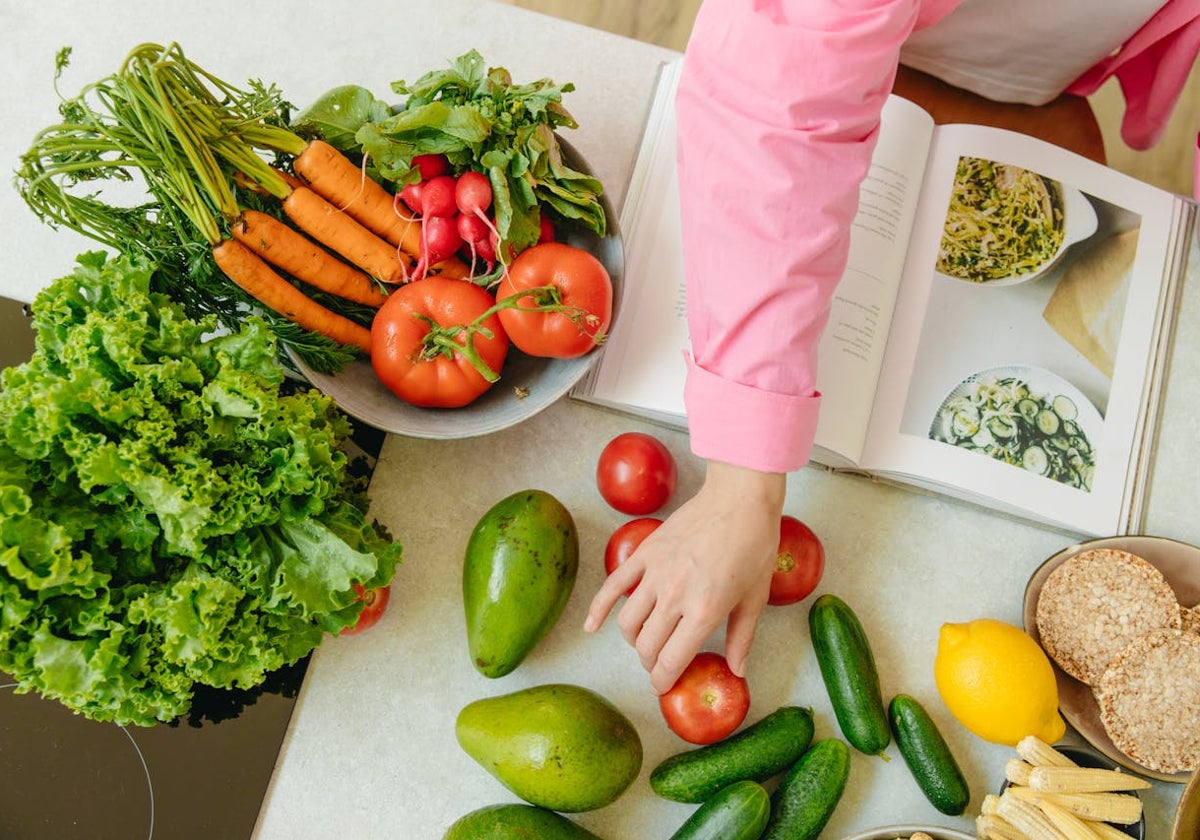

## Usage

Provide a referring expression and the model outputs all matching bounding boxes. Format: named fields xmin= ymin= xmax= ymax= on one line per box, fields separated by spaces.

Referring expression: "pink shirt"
xmin=676 ymin=0 xmax=1199 ymax=474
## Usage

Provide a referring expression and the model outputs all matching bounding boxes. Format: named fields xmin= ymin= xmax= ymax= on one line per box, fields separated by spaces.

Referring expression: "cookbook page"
xmin=811 ymin=94 xmax=935 ymax=464
xmin=860 ymin=122 xmax=1184 ymax=535
xmin=578 ymin=75 xmax=937 ymax=463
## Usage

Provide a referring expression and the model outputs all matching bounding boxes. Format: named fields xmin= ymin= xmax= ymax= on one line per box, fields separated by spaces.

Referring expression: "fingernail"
xmin=583 ymin=616 xmax=597 ymax=632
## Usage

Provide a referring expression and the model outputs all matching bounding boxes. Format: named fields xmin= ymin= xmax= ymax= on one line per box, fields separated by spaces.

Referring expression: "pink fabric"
xmin=1066 ymin=0 xmax=1200 ymax=150
xmin=676 ymin=0 xmax=1196 ymax=474
xmin=676 ymin=0 xmax=950 ymax=472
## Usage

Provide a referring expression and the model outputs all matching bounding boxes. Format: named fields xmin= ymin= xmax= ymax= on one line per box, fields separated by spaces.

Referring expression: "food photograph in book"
xmin=898 ymin=155 xmax=1143 ymax=493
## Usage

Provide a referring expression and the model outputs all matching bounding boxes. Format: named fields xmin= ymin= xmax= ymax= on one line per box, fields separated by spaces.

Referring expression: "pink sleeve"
xmin=676 ymin=0 xmax=921 ymax=473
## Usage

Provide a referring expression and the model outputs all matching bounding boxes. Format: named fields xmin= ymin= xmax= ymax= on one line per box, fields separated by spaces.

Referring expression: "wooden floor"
xmin=500 ymin=0 xmax=1198 ymax=197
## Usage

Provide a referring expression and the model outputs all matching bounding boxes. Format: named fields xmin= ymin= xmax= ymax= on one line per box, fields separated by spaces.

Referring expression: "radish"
xmin=398 ymin=181 xmax=424 ymax=217
xmin=455 ymin=170 xmax=493 ymax=216
xmin=456 ymin=212 xmax=489 ymax=248
xmin=413 ymin=214 xmax=464 ymax=280
xmin=412 ymin=153 xmax=450 ymax=180
xmin=417 ymin=175 xmax=458 ymax=218
xmin=537 ymin=213 xmax=556 ymax=243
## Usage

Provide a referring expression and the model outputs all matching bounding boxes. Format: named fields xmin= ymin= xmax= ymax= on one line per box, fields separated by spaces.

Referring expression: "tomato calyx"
xmin=411 ymin=312 xmax=503 ymax=383
xmin=485 ymin=283 xmax=607 ymax=345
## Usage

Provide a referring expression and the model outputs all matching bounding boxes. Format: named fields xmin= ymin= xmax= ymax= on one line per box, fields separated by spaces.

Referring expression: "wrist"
xmin=703 ymin=460 xmax=787 ymax=512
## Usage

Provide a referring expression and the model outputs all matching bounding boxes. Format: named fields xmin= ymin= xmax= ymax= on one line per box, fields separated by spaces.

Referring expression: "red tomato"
xmin=342 ymin=584 xmax=391 ymax=636
xmin=494 ymin=241 xmax=612 ymax=359
xmin=767 ymin=516 xmax=826 ymax=606
xmin=370 ymin=276 xmax=509 ymax=408
xmin=595 ymin=432 xmax=677 ymax=515
xmin=659 ymin=652 xmax=751 ymax=744
xmin=603 ymin=517 xmax=663 ymax=596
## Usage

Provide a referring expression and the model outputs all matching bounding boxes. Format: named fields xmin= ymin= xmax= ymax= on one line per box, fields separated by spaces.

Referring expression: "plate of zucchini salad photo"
xmin=929 ymin=365 xmax=1101 ymax=490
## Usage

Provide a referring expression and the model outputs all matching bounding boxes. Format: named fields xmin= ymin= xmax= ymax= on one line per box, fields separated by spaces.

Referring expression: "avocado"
xmin=462 ymin=489 xmax=578 ymax=678
xmin=455 ymin=683 xmax=643 ymax=813
xmin=443 ymin=803 xmax=603 ymax=839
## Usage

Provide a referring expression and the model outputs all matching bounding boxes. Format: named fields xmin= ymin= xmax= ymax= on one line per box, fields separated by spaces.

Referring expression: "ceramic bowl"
xmin=1172 ymin=767 xmax=1200 ymax=839
xmin=288 ymin=138 xmax=623 ymax=440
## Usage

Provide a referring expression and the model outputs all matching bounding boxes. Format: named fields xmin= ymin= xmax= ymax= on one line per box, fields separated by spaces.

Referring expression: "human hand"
xmin=584 ymin=460 xmax=786 ymax=694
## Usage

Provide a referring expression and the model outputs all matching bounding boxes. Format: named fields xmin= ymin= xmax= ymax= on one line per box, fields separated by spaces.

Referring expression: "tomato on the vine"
xmin=495 ymin=241 xmax=612 ymax=359
xmin=595 ymin=432 xmax=677 ymax=515
xmin=341 ymin=584 xmax=391 ymax=636
xmin=659 ymin=652 xmax=750 ymax=744
xmin=370 ymin=276 xmax=509 ymax=408
xmin=767 ymin=515 xmax=826 ymax=606
xmin=603 ymin=517 xmax=663 ymax=596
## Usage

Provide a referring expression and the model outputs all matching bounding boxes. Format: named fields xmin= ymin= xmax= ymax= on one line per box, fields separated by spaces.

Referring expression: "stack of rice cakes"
xmin=1035 ymin=548 xmax=1200 ymax=776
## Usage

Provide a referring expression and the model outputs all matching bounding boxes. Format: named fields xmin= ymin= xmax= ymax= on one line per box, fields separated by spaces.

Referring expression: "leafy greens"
xmin=294 ymin=49 xmax=606 ymax=259
xmin=0 ymin=252 xmax=401 ymax=726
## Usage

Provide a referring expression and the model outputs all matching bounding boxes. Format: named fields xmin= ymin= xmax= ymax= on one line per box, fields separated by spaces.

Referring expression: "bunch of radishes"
xmin=399 ymin=153 xmax=554 ymax=283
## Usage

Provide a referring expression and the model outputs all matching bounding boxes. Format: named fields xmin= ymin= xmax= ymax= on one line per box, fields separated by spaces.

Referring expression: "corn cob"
xmin=1016 ymin=736 xmax=1078 ymax=768
xmin=1039 ymin=799 xmax=1105 ymax=840
xmin=1006 ymin=758 xmax=1035 ymax=786
xmin=1005 ymin=785 xmax=1142 ymax=825
xmin=977 ymin=812 xmax=1028 ymax=840
xmin=1084 ymin=820 xmax=1142 ymax=840
xmin=1028 ymin=766 xmax=1152 ymax=793
xmin=996 ymin=790 xmax=1070 ymax=839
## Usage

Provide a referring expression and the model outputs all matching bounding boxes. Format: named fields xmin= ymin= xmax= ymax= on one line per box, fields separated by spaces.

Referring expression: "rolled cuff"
xmin=683 ymin=353 xmax=822 ymax=474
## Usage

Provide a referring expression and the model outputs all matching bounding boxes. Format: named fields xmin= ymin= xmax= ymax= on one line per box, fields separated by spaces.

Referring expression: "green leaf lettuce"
xmin=0 ymin=252 xmax=401 ymax=725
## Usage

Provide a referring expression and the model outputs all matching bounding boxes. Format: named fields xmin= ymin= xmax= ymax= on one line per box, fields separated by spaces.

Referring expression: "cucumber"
xmin=888 ymin=693 xmax=971 ymax=816
xmin=762 ymin=738 xmax=851 ymax=840
xmin=808 ymin=593 xmax=891 ymax=755
xmin=442 ymin=803 xmax=602 ymax=839
xmin=667 ymin=780 xmax=770 ymax=840
xmin=650 ymin=706 xmax=815 ymax=803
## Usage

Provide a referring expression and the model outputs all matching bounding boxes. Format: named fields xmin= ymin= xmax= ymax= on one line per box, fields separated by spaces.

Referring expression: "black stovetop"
xmin=0 ymin=658 xmax=307 ymax=840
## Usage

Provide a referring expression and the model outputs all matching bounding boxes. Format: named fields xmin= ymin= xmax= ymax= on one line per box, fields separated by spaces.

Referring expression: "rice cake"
xmin=1035 ymin=548 xmax=1181 ymax=684
xmin=1182 ymin=605 xmax=1200 ymax=636
xmin=1095 ymin=628 xmax=1200 ymax=775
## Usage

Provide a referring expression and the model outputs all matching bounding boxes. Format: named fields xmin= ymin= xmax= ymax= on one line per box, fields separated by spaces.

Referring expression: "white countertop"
xmin=3 ymin=3 xmax=1197 ymax=838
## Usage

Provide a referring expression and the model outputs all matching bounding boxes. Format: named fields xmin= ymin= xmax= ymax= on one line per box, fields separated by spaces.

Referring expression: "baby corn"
xmin=1017 ymin=736 xmax=1079 ymax=768
xmin=1005 ymin=786 xmax=1142 ymax=825
xmin=996 ymin=792 xmax=1070 ymax=839
xmin=977 ymin=738 xmax=1148 ymax=839
xmin=977 ymin=812 xmax=1029 ymax=840
xmin=1027 ymin=765 xmax=1152 ymax=793
xmin=1039 ymin=799 xmax=1109 ymax=840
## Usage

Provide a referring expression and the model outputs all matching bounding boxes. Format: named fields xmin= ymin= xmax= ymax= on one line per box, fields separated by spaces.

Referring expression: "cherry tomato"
xmin=659 ymin=652 xmax=751 ymax=744
xmin=495 ymin=241 xmax=612 ymax=359
xmin=603 ymin=517 xmax=663 ymax=596
xmin=595 ymin=432 xmax=677 ymax=515
xmin=767 ymin=516 xmax=826 ymax=606
xmin=370 ymin=276 xmax=509 ymax=408
xmin=342 ymin=584 xmax=391 ymax=636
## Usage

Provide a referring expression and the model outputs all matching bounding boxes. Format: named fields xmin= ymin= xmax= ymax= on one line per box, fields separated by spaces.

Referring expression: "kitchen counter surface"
xmin=3 ymin=3 xmax=1197 ymax=838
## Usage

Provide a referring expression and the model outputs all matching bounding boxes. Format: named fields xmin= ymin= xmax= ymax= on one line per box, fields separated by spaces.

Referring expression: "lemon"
xmin=934 ymin=617 xmax=1066 ymax=747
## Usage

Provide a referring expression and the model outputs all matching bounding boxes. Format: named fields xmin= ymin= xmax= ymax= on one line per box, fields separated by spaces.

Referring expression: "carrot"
xmin=232 ymin=210 xmax=390 ymax=308
xmin=292 ymin=140 xmax=471 ymax=279
xmin=212 ymin=239 xmax=372 ymax=354
xmin=281 ymin=185 xmax=412 ymax=285
xmin=294 ymin=140 xmax=419 ymax=250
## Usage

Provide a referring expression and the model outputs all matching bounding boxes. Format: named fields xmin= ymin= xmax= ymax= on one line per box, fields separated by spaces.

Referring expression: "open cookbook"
xmin=574 ymin=58 xmax=1198 ymax=536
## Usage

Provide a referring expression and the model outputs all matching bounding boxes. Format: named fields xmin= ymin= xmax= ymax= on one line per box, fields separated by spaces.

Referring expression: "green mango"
xmin=443 ymin=803 xmax=603 ymax=839
xmin=456 ymin=683 xmax=643 ymax=813
xmin=463 ymin=489 xmax=578 ymax=678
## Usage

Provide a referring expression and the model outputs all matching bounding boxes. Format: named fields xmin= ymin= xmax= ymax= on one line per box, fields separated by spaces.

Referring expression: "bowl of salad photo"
xmin=935 ymin=157 xmax=1098 ymax=287
xmin=929 ymin=365 xmax=1102 ymax=491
